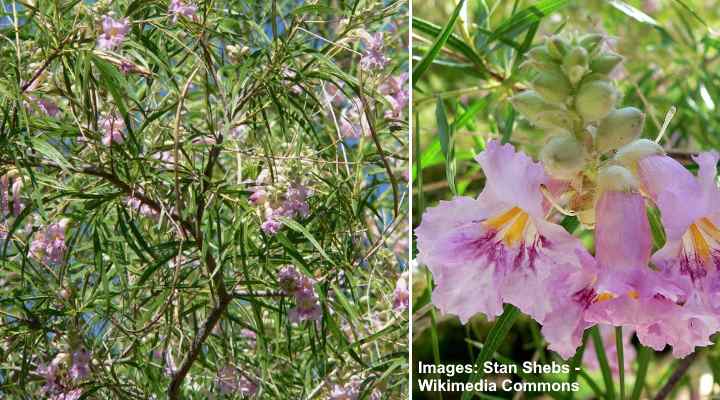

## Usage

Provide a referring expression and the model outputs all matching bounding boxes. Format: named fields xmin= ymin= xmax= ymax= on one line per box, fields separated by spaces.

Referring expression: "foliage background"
xmin=412 ymin=0 xmax=720 ymax=399
xmin=0 ymin=0 xmax=409 ymax=398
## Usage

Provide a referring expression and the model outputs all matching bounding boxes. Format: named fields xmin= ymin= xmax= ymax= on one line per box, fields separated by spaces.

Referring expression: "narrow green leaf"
xmin=436 ymin=98 xmax=456 ymax=195
xmin=490 ymin=0 xmax=569 ymax=44
xmin=30 ymin=137 xmax=72 ymax=172
xmin=590 ymin=326 xmax=616 ymax=400
xmin=278 ymin=217 xmax=333 ymax=264
xmin=608 ymin=0 xmax=658 ymax=26
xmin=630 ymin=346 xmax=652 ymax=400
xmin=412 ymin=0 xmax=466 ymax=87
xmin=461 ymin=305 xmax=521 ymax=400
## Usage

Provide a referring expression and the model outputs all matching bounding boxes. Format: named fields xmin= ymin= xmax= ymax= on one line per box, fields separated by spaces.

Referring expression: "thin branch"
xmin=653 ymin=353 xmax=697 ymax=400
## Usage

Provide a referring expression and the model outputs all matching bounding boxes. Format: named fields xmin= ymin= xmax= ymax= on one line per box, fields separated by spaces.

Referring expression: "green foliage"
xmin=0 ymin=0 xmax=408 ymax=398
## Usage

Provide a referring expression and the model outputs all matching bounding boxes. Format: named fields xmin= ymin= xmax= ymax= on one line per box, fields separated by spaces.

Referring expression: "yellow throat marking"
xmin=483 ymin=207 xmax=531 ymax=246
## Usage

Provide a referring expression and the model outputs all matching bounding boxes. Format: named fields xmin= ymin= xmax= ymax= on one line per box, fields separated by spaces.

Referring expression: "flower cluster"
xmin=35 ymin=348 xmax=91 ymax=399
xmin=30 ymin=219 xmax=69 ymax=265
xmin=328 ymin=376 xmax=381 ymax=400
xmin=417 ymin=33 xmax=720 ymax=359
xmin=358 ymin=30 xmax=390 ymax=71
xmin=97 ymin=14 xmax=130 ymax=50
xmin=249 ymin=170 xmax=311 ymax=235
xmin=168 ymin=0 xmax=197 ymax=23
xmin=99 ymin=114 xmax=126 ymax=146
xmin=216 ymin=365 xmax=257 ymax=396
xmin=277 ymin=265 xmax=322 ymax=323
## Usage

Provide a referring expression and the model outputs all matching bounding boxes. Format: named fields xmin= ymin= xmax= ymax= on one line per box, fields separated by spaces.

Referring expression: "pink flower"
xmin=30 ymin=219 xmax=69 ymax=265
xmin=416 ymin=140 xmax=595 ymax=358
xmin=38 ymin=98 xmax=60 ymax=117
xmin=585 ymin=188 xmax=720 ymax=358
xmin=277 ymin=265 xmax=302 ymax=294
xmin=69 ymin=349 xmax=90 ymax=380
xmin=358 ymin=30 xmax=389 ymax=70
xmin=100 ymin=115 xmax=125 ymax=146
xmin=126 ymin=196 xmax=158 ymax=218
xmin=97 ymin=15 xmax=130 ymax=50
xmin=50 ymin=389 xmax=83 ymax=400
xmin=393 ymin=272 xmax=409 ymax=311
xmin=380 ymin=73 xmax=409 ymax=120
xmin=339 ymin=100 xmax=370 ymax=139
xmin=324 ymin=82 xmax=346 ymax=107
xmin=12 ymin=178 xmax=25 ymax=216
xmin=216 ymin=365 xmax=257 ymax=396
xmin=169 ymin=0 xmax=197 ymax=23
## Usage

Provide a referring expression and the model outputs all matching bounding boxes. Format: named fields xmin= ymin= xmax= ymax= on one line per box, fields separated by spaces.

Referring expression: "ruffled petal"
xmin=595 ymin=191 xmax=652 ymax=269
xmin=693 ymin=151 xmax=720 ymax=213
xmin=476 ymin=140 xmax=548 ymax=219
xmin=415 ymin=196 xmax=493 ymax=274
xmin=540 ymin=252 xmax=598 ymax=359
xmin=432 ymin=260 xmax=504 ymax=322
xmin=637 ymin=154 xmax=704 ymax=239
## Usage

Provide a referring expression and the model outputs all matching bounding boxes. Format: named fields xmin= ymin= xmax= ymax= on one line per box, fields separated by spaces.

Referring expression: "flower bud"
xmin=547 ymin=35 xmax=569 ymax=60
xmin=532 ymin=66 xmax=572 ymax=104
xmin=595 ymin=107 xmax=645 ymax=153
xmin=526 ymin=46 xmax=557 ymax=65
xmin=614 ymin=138 xmax=665 ymax=167
xmin=562 ymin=46 xmax=589 ymax=85
xmin=540 ymin=135 xmax=588 ymax=179
xmin=597 ymin=165 xmax=639 ymax=193
xmin=509 ymin=91 xmax=546 ymax=122
xmin=533 ymin=110 xmax=576 ymax=133
xmin=590 ymin=53 xmax=623 ymax=74
xmin=574 ymin=80 xmax=617 ymax=122
xmin=579 ymin=33 xmax=604 ymax=53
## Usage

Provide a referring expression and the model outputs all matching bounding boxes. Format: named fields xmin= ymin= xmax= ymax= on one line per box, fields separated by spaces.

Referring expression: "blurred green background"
xmin=412 ymin=0 xmax=720 ymax=399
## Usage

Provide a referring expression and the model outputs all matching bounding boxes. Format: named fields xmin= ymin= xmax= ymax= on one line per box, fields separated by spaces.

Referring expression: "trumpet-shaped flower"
xmin=416 ymin=140 xmax=594 ymax=357
xmin=586 ymin=189 xmax=720 ymax=357
xmin=97 ymin=15 xmax=130 ymax=50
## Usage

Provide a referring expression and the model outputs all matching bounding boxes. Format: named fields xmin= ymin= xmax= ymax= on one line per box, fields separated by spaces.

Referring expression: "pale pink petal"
xmin=595 ymin=191 xmax=651 ymax=269
xmin=475 ymin=140 xmax=548 ymax=219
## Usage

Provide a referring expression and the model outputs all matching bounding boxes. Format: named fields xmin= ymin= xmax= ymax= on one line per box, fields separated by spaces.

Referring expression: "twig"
xmin=653 ymin=353 xmax=697 ymax=400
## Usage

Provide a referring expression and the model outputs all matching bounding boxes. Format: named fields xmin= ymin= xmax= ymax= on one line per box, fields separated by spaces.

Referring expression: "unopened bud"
xmin=533 ymin=110 xmax=576 ymax=133
xmin=614 ymin=138 xmax=665 ymax=167
xmin=540 ymin=135 xmax=588 ymax=179
xmin=579 ymin=33 xmax=604 ymax=53
xmin=508 ymin=90 xmax=564 ymax=121
xmin=526 ymin=46 xmax=556 ymax=65
xmin=533 ymin=67 xmax=572 ymax=104
xmin=590 ymin=53 xmax=623 ymax=74
xmin=563 ymin=46 xmax=589 ymax=85
xmin=547 ymin=35 xmax=569 ymax=60
xmin=595 ymin=107 xmax=645 ymax=153
xmin=597 ymin=165 xmax=639 ymax=192
xmin=574 ymin=80 xmax=617 ymax=122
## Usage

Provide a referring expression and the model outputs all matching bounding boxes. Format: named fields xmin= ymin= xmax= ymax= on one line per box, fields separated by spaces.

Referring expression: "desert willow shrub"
xmin=417 ymin=32 xmax=720 ymax=359
xmin=0 ymin=0 xmax=408 ymax=398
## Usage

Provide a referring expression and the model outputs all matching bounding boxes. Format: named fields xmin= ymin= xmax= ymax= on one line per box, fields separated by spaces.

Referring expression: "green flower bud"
xmin=595 ymin=107 xmax=645 ymax=153
xmin=563 ymin=46 xmax=589 ymax=85
xmin=534 ymin=110 xmax=576 ymax=133
xmin=510 ymin=91 xmax=574 ymax=132
xmin=597 ymin=165 xmax=639 ymax=193
xmin=540 ymin=135 xmax=588 ymax=179
xmin=526 ymin=46 xmax=557 ymax=65
xmin=509 ymin=90 xmax=548 ymax=122
xmin=579 ymin=33 xmax=604 ymax=53
xmin=533 ymin=66 xmax=572 ymax=104
xmin=547 ymin=35 xmax=569 ymax=60
xmin=590 ymin=53 xmax=623 ymax=74
xmin=614 ymin=138 xmax=665 ymax=167
xmin=574 ymin=80 xmax=618 ymax=122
